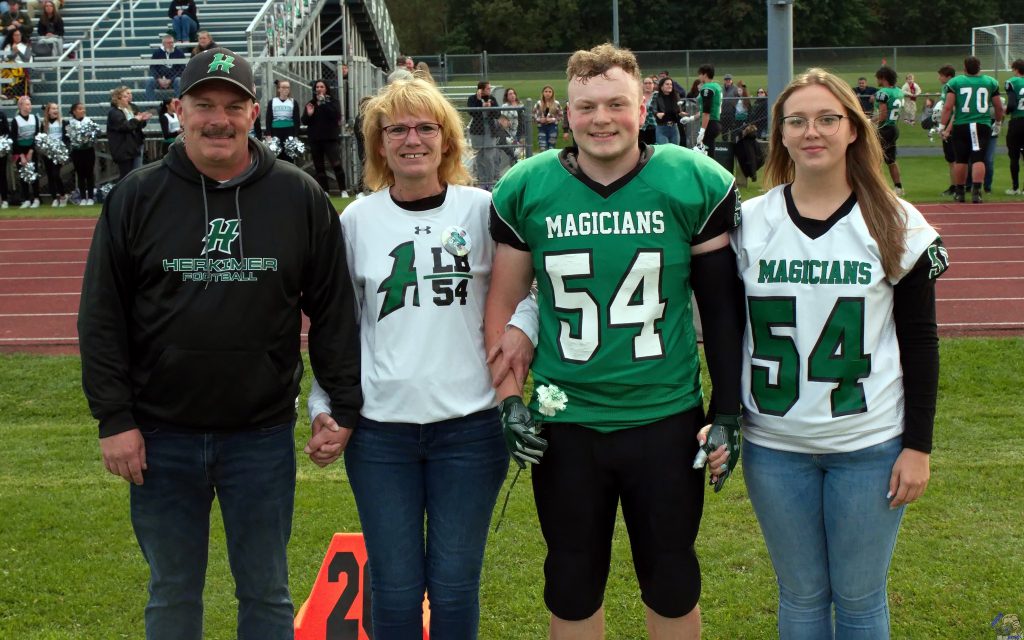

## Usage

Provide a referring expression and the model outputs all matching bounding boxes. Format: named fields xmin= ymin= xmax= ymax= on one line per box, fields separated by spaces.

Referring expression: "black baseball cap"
xmin=179 ymin=47 xmax=257 ymax=101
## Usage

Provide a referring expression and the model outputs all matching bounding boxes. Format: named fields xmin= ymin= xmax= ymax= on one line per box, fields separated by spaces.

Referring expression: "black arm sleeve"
xmin=691 ymin=244 xmax=745 ymax=418
xmin=893 ymin=251 xmax=941 ymax=453
xmin=692 ymin=183 xmax=739 ymax=246
xmin=301 ymin=189 xmax=363 ymax=429
xmin=701 ymin=90 xmax=713 ymax=117
xmin=489 ymin=203 xmax=529 ymax=251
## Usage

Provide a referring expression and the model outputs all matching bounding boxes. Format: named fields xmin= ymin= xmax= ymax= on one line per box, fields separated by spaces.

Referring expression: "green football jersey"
xmin=700 ymin=81 xmax=722 ymax=121
xmin=1006 ymin=76 xmax=1024 ymax=120
xmin=491 ymin=146 xmax=736 ymax=432
xmin=944 ymin=74 xmax=1000 ymax=125
xmin=874 ymin=86 xmax=903 ymax=127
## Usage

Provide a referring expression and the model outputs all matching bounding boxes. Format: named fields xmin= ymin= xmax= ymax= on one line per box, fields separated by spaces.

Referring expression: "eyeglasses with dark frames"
xmin=382 ymin=122 xmax=443 ymax=140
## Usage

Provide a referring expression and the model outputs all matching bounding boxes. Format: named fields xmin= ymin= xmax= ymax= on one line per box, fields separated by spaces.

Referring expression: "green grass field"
xmin=0 ymin=339 xmax=1022 ymax=639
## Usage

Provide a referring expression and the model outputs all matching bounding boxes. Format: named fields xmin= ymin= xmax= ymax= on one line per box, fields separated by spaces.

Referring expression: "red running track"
xmin=1 ymin=205 xmax=1022 ymax=354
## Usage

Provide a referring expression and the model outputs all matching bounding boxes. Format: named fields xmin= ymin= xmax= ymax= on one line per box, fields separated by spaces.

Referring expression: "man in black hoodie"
xmin=78 ymin=48 xmax=361 ymax=640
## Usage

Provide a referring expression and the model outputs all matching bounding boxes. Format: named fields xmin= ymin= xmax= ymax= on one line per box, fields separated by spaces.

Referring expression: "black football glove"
xmin=692 ymin=413 xmax=742 ymax=493
xmin=498 ymin=395 xmax=548 ymax=469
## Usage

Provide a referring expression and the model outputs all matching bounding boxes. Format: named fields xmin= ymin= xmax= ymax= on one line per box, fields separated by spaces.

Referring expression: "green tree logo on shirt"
xmin=378 ymin=241 xmax=419 ymax=320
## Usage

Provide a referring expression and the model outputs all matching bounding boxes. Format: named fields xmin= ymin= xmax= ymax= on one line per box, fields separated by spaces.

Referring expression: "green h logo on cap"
xmin=208 ymin=53 xmax=235 ymax=74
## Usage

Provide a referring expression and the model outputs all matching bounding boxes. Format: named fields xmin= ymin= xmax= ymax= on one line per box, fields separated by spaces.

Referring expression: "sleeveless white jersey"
xmin=309 ymin=185 xmax=535 ymax=424
xmin=270 ymin=98 xmax=295 ymax=125
xmin=734 ymin=185 xmax=942 ymax=453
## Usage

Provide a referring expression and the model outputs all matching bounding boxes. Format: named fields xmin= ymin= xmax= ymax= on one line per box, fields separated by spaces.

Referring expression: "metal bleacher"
xmin=27 ymin=0 xmax=267 ymax=127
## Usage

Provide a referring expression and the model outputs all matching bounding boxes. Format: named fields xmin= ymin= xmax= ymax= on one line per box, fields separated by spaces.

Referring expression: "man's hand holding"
xmin=304 ymin=412 xmax=352 ymax=468
xmin=498 ymin=396 xmax=547 ymax=469
xmin=100 ymin=429 xmax=147 ymax=485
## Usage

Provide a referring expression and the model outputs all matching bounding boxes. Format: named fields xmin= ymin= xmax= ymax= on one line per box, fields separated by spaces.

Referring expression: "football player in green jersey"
xmin=874 ymin=66 xmax=905 ymax=195
xmin=485 ymin=43 xmax=744 ymax=640
xmin=939 ymin=55 xmax=1004 ymax=203
xmin=696 ymin=63 xmax=722 ymax=153
xmin=1005 ymin=58 xmax=1024 ymax=195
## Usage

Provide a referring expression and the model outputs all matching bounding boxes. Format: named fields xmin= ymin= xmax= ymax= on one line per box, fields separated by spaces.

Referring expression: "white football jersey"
xmin=734 ymin=185 xmax=943 ymax=453
xmin=309 ymin=185 xmax=535 ymax=424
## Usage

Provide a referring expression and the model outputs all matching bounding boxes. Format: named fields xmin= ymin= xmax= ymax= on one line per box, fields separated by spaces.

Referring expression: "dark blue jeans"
xmin=129 ymin=422 xmax=296 ymax=640
xmin=344 ymin=409 xmax=509 ymax=640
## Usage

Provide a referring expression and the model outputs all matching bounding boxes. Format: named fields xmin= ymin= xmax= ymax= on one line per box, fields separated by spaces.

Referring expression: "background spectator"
xmin=1 ymin=28 xmax=31 ymax=98
xmin=167 ymin=0 xmax=197 ymax=43
xmin=158 ymin=97 xmax=179 ymax=154
xmin=653 ymin=76 xmax=682 ymax=145
xmin=721 ymin=73 xmax=740 ymax=130
xmin=1 ymin=0 xmax=31 ymax=42
xmin=750 ymin=87 xmax=769 ymax=138
xmin=500 ymin=86 xmax=524 ymax=146
xmin=146 ymin=33 xmax=184 ymax=101
xmin=25 ymin=0 xmax=61 ymax=19
xmin=467 ymin=79 xmax=499 ymax=185
xmin=853 ymin=76 xmax=877 ymax=116
xmin=533 ymin=84 xmax=560 ymax=152
xmin=106 ymin=86 xmax=150 ymax=180
xmin=415 ymin=60 xmax=433 ymax=83
xmin=901 ymin=73 xmax=921 ymax=124
xmin=191 ymin=29 xmax=215 ymax=56
xmin=301 ymin=78 xmax=348 ymax=197
xmin=32 ymin=0 xmax=59 ymax=57
xmin=640 ymin=75 xmax=657 ymax=146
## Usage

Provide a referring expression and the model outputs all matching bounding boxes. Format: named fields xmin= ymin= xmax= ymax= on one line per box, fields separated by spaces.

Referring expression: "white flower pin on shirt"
xmin=535 ymin=385 xmax=568 ymax=417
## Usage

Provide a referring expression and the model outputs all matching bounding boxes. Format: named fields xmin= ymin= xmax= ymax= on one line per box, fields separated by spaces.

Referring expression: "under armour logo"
xmin=414 ymin=226 xmax=431 ymax=235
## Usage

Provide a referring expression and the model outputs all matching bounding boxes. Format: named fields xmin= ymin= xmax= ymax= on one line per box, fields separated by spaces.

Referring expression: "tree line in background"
xmin=385 ymin=0 xmax=1024 ymax=56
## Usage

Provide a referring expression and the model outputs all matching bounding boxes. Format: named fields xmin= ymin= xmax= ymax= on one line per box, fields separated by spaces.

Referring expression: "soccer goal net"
xmin=973 ymin=24 xmax=1024 ymax=72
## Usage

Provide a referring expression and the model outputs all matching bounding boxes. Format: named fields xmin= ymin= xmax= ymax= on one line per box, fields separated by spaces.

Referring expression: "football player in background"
xmin=1004 ymin=58 xmax=1024 ymax=195
xmin=940 ymin=55 xmax=1004 ymax=203
xmin=696 ymin=63 xmax=722 ymax=153
xmin=735 ymin=68 xmax=946 ymax=640
xmin=485 ymin=43 xmax=744 ymax=639
xmin=874 ymin=65 xmax=905 ymax=195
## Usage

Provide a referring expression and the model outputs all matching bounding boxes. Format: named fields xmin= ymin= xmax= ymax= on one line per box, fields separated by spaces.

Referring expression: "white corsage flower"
xmin=535 ymin=384 xmax=568 ymax=417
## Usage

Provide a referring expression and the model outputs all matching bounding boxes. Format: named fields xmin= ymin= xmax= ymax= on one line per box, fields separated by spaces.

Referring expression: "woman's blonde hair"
xmin=361 ymin=76 xmax=471 ymax=191
xmin=42 ymin=102 xmax=59 ymax=132
xmin=109 ymin=85 xmax=131 ymax=107
xmin=765 ymin=68 xmax=906 ymax=279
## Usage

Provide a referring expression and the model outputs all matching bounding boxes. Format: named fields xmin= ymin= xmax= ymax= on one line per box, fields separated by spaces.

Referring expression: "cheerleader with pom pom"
xmin=11 ymin=96 xmax=40 ymax=208
xmin=68 ymin=103 xmax=98 ymax=205
xmin=265 ymin=78 xmax=299 ymax=163
xmin=0 ymin=109 xmax=10 ymax=208
xmin=41 ymin=103 xmax=69 ymax=207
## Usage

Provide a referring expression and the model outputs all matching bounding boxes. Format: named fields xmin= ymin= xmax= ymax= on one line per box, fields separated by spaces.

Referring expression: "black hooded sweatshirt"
xmin=78 ymin=139 xmax=361 ymax=437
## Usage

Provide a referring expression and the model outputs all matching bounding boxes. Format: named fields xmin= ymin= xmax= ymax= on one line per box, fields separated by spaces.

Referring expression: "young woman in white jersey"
xmin=264 ymin=78 xmax=299 ymax=163
xmin=306 ymin=77 xmax=536 ymax=639
xmin=710 ymin=68 xmax=947 ymax=639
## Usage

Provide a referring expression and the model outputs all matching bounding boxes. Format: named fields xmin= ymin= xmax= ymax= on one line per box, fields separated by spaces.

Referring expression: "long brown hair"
xmin=361 ymin=76 xmax=471 ymax=191
xmin=765 ymin=68 xmax=906 ymax=279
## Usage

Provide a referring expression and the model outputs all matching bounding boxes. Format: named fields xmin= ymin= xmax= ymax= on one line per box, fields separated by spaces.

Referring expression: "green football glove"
xmin=498 ymin=395 xmax=548 ymax=469
xmin=692 ymin=413 xmax=742 ymax=493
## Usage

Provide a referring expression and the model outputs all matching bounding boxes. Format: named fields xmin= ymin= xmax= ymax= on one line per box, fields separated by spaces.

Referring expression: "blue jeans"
xmin=172 ymin=14 xmax=198 ymax=42
xmin=145 ymin=75 xmax=180 ymax=102
xmin=538 ymin=123 xmax=558 ymax=151
xmin=743 ymin=437 xmax=906 ymax=640
xmin=129 ymin=422 xmax=297 ymax=640
xmin=655 ymin=124 xmax=680 ymax=145
xmin=344 ymin=409 xmax=509 ymax=640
